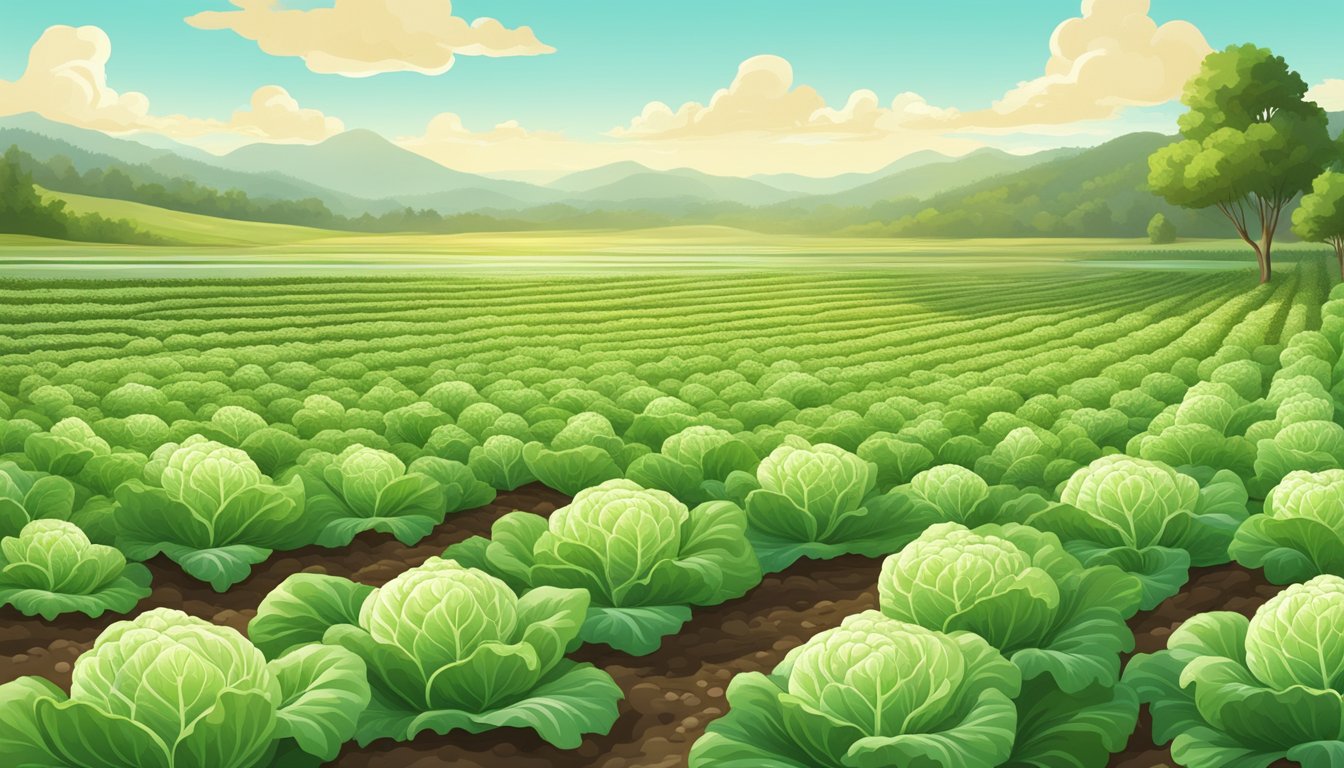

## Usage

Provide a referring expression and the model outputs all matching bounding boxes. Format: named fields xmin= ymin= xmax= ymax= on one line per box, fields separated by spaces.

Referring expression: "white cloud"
xmin=228 ymin=85 xmax=345 ymax=142
xmin=922 ymin=0 xmax=1212 ymax=130
xmin=1308 ymin=79 xmax=1344 ymax=112
xmin=186 ymin=0 xmax=554 ymax=78
xmin=610 ymin=55 xmax=927 ymax=139
xmin=0 ymin=25 xmax=344 ymax=148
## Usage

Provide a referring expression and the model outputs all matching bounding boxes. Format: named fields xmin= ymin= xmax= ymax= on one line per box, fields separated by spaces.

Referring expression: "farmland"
xmin=0 ymin=243 xmax=1342 ymax=768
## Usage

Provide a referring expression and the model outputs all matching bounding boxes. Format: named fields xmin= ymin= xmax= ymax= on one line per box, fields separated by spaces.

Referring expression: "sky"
xmin=0 ymin=1 xmax=1341 ymax=179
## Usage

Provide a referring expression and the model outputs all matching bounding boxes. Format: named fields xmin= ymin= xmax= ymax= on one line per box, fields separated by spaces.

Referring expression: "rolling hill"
xmin=40 ymin=188 xmax=339 ymax=246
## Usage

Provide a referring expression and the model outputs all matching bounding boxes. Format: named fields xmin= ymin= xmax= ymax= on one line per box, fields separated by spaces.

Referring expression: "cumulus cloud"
xmin=1308 ymin=79 xmax=1344 ymax=112
xmin=0 ymin=25 xmax=343 ymax=147
xmin=0 ymin=25 xmax=154 ymax=134
xmin=610 ymin=55 xmax=930 ymax=139
xmin=186 ymin=0 xmax=554 ymax=78
xmin=924 ymin=0 xmax=1211 ymax=130
xmin=228 ymin=85 xmax=345 ymax=142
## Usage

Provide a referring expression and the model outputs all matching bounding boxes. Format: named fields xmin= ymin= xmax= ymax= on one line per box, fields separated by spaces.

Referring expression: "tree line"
xmin=0 ymin=147 xmax=160 ymax=244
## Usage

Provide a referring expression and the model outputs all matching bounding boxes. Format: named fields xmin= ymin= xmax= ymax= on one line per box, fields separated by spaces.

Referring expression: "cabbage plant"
xmin=0 ymin=608 xmax=368 ymax=767
xmin=445 ymin=479 xmax=761 ymax=654
xmin=0 ymin=520 xmax=151 ymax=619
xmin=114 ymin=435 xmax=307 ymax=590
xmin=1027 ymin=456 xmax=1248 ymax=609
xmin=1230 ymin=469 xmax=1344 ymax=583
xmin=289 ymin=445 xmax=451 ymax=547
xmin=689 ymin=612 xmax=1021 ymax=767
xmin=1125 ymin=575 xmax=1344 ymax=767
xmin=881 ymin=522 xmax=1141 ymax=690
xmin=625 ymin=425 xmax=758 ymax=504
xmin=729 ymin=438 xmax=912 ymax=572
xmin=878 ymin=464 xmax=1065 ymax=529
xmin=879 ymin=522 xmax=1140 ymax=766
xmin=247 ymin=558 xmax=622 ymax=748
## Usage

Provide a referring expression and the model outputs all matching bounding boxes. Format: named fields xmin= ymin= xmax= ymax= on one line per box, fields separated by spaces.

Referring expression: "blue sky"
xmin=1 ymin=1 xmax=1340 ymax=176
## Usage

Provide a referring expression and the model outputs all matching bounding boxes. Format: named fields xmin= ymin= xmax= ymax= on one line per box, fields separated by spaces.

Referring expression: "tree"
xmin=1149 ymin=44 xmax=1335 ymax=283
xmin=1147 ymin=213 xmax=1177 ymax=244
xmin=1294 ymin=171 xmax=1344 ymax=279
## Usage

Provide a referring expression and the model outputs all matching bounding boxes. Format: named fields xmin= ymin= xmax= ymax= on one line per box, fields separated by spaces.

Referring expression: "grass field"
xmin=1 ymin=237 xmax=1342 ymax=767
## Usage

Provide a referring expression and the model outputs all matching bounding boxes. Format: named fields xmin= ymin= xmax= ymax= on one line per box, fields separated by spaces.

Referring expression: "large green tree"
xmin=1294 ymin=171 xmax=1344 ymax=279
xmin=1149 ymin=44 xmax=1335 ymax=283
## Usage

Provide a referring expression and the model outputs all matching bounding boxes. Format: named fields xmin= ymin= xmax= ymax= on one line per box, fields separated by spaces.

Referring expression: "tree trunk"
xmin=1335 ymin=241 xmax=1344 ymax=281
xmin=1258 ymin=208 xmax=1278 ymax=284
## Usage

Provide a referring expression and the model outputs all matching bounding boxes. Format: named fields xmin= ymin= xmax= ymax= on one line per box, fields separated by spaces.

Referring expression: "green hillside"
xmin=847 ymin=133 xmax=1231 ymax=238
xmin=41 ymin=189 xmax=339 ymax=246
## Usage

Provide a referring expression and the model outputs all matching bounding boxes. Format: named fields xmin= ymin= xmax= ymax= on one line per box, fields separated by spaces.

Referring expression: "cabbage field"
xmin=0 ymin=254 xmax=1342 ymax=767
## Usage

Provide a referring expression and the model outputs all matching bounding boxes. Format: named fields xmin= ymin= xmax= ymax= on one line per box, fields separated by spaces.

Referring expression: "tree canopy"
xmin=1149 ymin=44 xmax=1335 ymax=283
xmin=1294 ymin=171 xmax=1344 ymax=278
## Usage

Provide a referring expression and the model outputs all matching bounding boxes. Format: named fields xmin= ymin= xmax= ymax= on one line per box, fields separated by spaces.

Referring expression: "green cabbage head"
xmin=689 ymin=611 xmax=1020 ymax=768
xmin=114 ymin=435 xmax=307 ymax=590
xmin=294 ymin=444 xmax=449 ymax=547
xmin=1028 ymin=455 xmax=1247 ymax=609
xmin=878 ymin=523 xmax=1141 ymax=766
xmin=737 ymin=438 xmax=905 ymax=572
xmin=1126 ymin=575 xmax=1344 ymax=767
xmin=0 ymin=607 xmax=368 ymax=767
xmin=0 ymin=519 xmax=151 ymax=619
xmin=1230 ymin=469 xmax=1344 ymax=583
xmin=444 ymin=478 xmax=761 ymax=654
xmin=249 ymin=557 xmax=622 ymax=748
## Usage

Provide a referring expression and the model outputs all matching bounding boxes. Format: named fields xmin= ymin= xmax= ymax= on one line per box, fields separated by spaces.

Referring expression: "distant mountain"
xmin=548 ymin=162 xmax=657 ymax=193
xmin=562 ymin=167 xmax=796 ymax=207
xmin=801 ymin=147 xmax=1083 ymax=209
xmin=220 ymin=130 xmax=560 ymax=207
xmin=0 ymin=113 xmax=392 ymax=215
xmin=752 ymin=151 xmax=956 ymax=196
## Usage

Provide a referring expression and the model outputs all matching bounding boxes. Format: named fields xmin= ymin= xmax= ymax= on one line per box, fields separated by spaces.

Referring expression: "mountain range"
xmin=3 ymin=110 xmax=1340 ymax=238
xmin=0 ymin=113 xmax=1089 ymax=216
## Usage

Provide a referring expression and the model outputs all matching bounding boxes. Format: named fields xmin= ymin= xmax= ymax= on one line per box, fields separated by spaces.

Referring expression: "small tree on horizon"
xmin=1147 ymin=213 xmax=1177 ymax=244
xmin=1148 ymin=44 xmax=1335 ymax=283
xmin=1293 ymin=171 xmax=1344 ymax=280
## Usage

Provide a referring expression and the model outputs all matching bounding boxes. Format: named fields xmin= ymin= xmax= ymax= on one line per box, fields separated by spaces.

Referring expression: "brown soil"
xmin=0 ymin=484 xmax=568 ymax=689
xmin=0 ymin=501 xmax=1292 ymax=768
